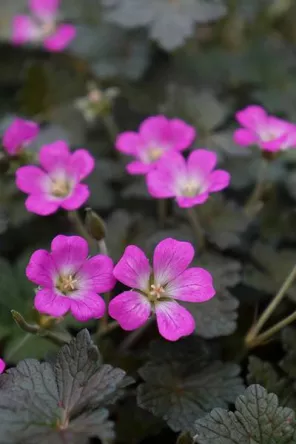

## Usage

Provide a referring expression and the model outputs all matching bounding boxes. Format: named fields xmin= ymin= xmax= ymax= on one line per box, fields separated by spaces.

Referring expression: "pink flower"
xmin=234 ymin=105 xmax=296 ymax=152
xmin=26 ymin=235 xmax=115 ymax=321
xmin=0 ymin=359 xmax=5 ymax=374
xmin=146 ymin=150 xmax=230 ymax=208
xmin=109 ymin=238 xmax=215 ymax=341
xmin=116 ymin=115 xmax=196 ymax=175
xmin=3 ymin=118 xmax=39 ymax=156
xmin=12 ymin=0 xmax=76 ymax=52
xmin=16 ymin=140 xmax=94 ymax=216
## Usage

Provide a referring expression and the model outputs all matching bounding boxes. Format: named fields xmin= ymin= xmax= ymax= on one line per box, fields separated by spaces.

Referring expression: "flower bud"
xmin=85 ymin=208 xmax=106 ymax=242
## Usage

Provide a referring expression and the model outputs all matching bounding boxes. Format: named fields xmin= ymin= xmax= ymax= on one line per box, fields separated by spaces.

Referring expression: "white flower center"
xmin=182 ymin=179 xmax=199 ymax=197
xmin=148 ymin=147 xmax=163 ymax=162
xmin=56 ymin=274 xmax=78 ymax=295
xmin=51 ymin=178 xmax=71 ymax=198
xmin=40 ymin=20 xmax=56 ymax=38
xmin=148 ymin=284 xmax=165 ymax=301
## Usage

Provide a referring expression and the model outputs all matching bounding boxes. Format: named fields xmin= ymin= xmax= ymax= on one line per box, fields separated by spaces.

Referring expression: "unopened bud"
xmin=85 ymin=208 xmax=106 ymax=242
xmin=11 ymin=310 xmax=39 ymax=334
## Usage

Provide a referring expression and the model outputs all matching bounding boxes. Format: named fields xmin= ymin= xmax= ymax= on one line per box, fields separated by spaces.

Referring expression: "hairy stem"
xmin=247 ymin=310 xmax=296 ymax=350
xmin=244 ymin=158 xmax=268 ymax=214
xmin=157 ymin=199 xmax=167 ymax=227
xmin=119 ymin=318 xmax=154 ymax=352
xmin=68 ymin=210 xmax=94 ymax=246
xmin=245 ymin=264 xmax=296 ymax=347
xmin=186 ymin=207 xmax=205 ymax=250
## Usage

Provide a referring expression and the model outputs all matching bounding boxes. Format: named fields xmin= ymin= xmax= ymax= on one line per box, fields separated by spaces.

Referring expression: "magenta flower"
xmin=12 ymin=0 xmax=76 ymax=52
xmin=0 ymin=359 xmax=5 ymax=374
xmin=3 ymin=118 xmax=39 ymax=156
xmin=26 ymin=235 xmax=115 ymax=321
xmin=146 ymin=150 xmax=230 ymax=208
xmin=16 ymin=140 xmax=94 ymax=216
xmin=116 ymin=115 xmax=196 ymax=175
xmin=234 ymin=105 xmax=296 ymax=152
xmin=109 ymin=238 xmax=215 ymax=341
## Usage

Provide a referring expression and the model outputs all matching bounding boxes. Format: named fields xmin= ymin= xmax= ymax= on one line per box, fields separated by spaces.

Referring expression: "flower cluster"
xmin=6 ymin=104 xmax=295 ymax=343
xmin=26 ymin=235 xmax=215 ymax=340
xmin=12 ymin=0 xmax=76 ymax=52
xmin=234 ymin=105 xmax=296 ymax=152
xmin=116 ymin=115 xmax=230 ymax=207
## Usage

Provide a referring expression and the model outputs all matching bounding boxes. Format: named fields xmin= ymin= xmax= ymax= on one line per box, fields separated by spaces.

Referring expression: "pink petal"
xmin=146 ymin=151 xmax=186 ymax=198
xmin=155 ymin=300 xmax=195 ymax=341
xmin=187 ymin=149 xmax=217 ymax=177
xmin=25 ymin=194 xmax=59 ymax=215
xmin=69 ymin=292 xmax=105 ymax=321
xmin=39 ymin=140 xmax=70 ymax=172
xmin=113 ymin=245 xmax=151 ymax=291
xmin=233 ymin=128 xmax=257 ymax=146
xmin=208 ymin=170 xmax=231 ymax=192
xmin=176 ymin=193 xmax=209 ymax=208
xmin=165 ymin=268 xmax=215 ymax=302
xmin=126 ymin=161 xmax=151 ymax=175
xmin=29 ymin=0 xmax=59 ymax=19
xmin=116 ymin=132 xmax=140 ymax=154
xmin=12 ymin=15 xmax=38 ymax=45
xmin=26 ymin=249 xmax=56 ymax=287
xmin=261 ymin=136 xmax=287 ymax=152
xmin=16 ymin=166 xmax=45 ymax=194
xmin=51 ymin=235 xmax=88 ymax=273
xmin=153 ymin=238 xmax=194 ymax=286
xmin=0 ymin=359 xmax=6 ymax=374
xmin=34 ymin=288 xmax=71 ymax=317
xmin=108 ymin=291 xmax=151 ymax=330
xmin=235 ymin=105 xmax=267 ymax=129
xmin=79 ymin=255 xmax=116 ymax=293
xmin=68 ymin=149 xmax=95 ymax=180
xmin=60 ymin=184 xmax=90 ymax=211
xmin=169 ymin=118 xmax=196 ymax=151
xmin=44 ymin=24 xmax=76 ymax=52
xmin=139 ymin=115 xmax=170 ymax=143
xmin=3 ymin=118 xmax=39 ymax=155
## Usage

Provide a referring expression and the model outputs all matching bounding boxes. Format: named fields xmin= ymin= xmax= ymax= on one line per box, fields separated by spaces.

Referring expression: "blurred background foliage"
xmin=0 ymin=0 xmax=296 ymax=409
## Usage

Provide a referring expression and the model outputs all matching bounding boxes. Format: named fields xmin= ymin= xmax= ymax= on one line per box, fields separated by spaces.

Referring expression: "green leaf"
xmin=116 ymin=397 xmax=164 ymax=444
xmin=247 ymin=356 xmax=295 ymax=408
xmin=137 ymin=338 xmax=244 ymax=432
xmin=71 ymin=24 xmax=150 ymax=80
xmin=243 ymin=243 xmax=296 ymax=301
xmin=103 ymin=0 xmax=226 ymax=51
xmin=198 ymin=195 xmax=251 ymax=250
xmin=182 ymin=289 xmax=239 ymax=339
xmin=194 ymin=384 xmax=296 ymax=444
xmin=0 ymin=330 xmax=132 ymax=443
xmin=280 ymin=327 xmax=296 ymax=381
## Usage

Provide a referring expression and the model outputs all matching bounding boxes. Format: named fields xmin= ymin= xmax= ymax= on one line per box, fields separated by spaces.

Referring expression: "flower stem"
xmin=67 ymin=210 xmax=94 ymax=246
xmin=186 ymin=207 xmax=205 ymax=250
xmin=119 ymin=318 xmax=154 ymax=352
xmin=157 ymin=199 xmax=167 ymax=227
xmin=102 ymin=114 xmax=118 ymax=144
xmin=244 ymin=158 xmax=268 ymax=215
xmin=247 ymin=310 xmax=296 ymax=350
xmin=6 ymin=332 xmax=31 ymax=361
xmin=245 ymin=263 xmax=296 ymax=347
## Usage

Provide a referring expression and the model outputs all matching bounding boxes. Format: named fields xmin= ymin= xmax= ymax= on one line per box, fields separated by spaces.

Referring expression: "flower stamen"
xmin=183 ymin=180 xmax=198 ymax=197
xmin=51 ymin=179 xmax=71 ymax=198
xmin=149 ymin=148 xmax=163 ymax=162
xmin=149 ymin=284 xmax=165 ymax=300
xmin=56 ymin=275 xmax=78 ymax=295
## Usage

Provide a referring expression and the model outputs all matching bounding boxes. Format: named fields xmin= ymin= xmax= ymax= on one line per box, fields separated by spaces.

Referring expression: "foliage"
xmin=0 ymin=0 xmax=296 ymax=442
